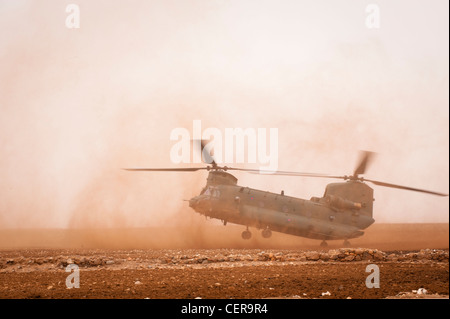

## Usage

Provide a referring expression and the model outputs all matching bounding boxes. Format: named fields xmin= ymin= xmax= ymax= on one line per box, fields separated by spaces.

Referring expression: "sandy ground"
xmin=0 ymin=223 xmax=448 ymax=299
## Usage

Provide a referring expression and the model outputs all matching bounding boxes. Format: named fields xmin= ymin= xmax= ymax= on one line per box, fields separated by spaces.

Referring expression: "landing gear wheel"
xmin=241 ymin=230 xmax=252 ymax=240
xmin=261 ymin=228 xmax=272 ymax=239
xmin=320 ymin=240 xmax=328 ymax=248
xmin=343 ymin=240 xmax=351 ymax=248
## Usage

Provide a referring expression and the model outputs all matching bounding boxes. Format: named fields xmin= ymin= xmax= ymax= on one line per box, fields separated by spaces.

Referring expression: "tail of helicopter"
xmin=321 ymin=150 xmax=375 ymax=219
xmin=323 ymin=181 xmax=374 ymax=218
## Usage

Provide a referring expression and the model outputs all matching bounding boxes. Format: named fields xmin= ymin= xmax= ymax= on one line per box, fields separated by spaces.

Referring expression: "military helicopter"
xmin=125 ymin=141 xmax=448 ymax=247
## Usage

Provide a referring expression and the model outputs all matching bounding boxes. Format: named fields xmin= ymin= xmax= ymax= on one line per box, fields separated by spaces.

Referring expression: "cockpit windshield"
xmin=201 ymin=186 xmax=221 ymax=198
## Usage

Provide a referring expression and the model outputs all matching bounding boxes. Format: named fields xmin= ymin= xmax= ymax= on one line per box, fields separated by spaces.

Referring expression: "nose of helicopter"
xmin=189 ymin=195 xmax=212 ymax=213
xmin=188 ymin=197 xmax=198 ymax=208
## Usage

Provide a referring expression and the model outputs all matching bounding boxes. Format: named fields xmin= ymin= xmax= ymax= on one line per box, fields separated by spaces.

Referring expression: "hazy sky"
xmin=0 ymin=0 xmax=448 ymax=228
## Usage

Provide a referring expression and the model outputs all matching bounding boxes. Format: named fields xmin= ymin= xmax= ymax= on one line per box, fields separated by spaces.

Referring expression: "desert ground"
xmin=0 ymin=223 xmax=448 ymax=300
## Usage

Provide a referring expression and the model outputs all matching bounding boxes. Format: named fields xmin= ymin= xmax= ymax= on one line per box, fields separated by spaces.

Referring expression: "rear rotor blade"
xmin=354 ymin=150 xmax=376 ymax=176
xmin=364 ymin=178 xmax=448 ymax=196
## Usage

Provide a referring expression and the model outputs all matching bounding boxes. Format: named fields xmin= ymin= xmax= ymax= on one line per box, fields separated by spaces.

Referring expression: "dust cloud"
xmin=0 ymin=1 xmax=448 ymax=249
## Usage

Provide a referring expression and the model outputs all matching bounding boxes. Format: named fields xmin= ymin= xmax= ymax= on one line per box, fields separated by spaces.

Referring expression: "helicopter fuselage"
xmin=188 ymin=171 xmax=375 ymax=241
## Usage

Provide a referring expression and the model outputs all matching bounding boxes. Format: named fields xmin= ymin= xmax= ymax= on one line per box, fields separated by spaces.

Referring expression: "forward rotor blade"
xmin=193 ymin=139 xmax=216 ymax=166
xmin=354 ymin=150 xmax=376 ymax=176
xmin=247 ymin=169 xmax=346 ymax=179
xmin=123 ymin=167 xmax=207 ymax=172
xmin=225 ymin=167 xmax=262 ymax=173
xmin=364 ymin=178 xmax=448 ymax=196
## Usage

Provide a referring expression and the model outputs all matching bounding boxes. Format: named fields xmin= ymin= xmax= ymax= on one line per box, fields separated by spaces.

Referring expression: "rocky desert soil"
xmin=0 ymin=224 xmax=448 ymax=299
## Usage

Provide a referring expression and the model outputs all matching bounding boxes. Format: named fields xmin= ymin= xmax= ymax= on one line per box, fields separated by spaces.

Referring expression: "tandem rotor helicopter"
xmin=125 ymin=141 xmax=448 ymax=247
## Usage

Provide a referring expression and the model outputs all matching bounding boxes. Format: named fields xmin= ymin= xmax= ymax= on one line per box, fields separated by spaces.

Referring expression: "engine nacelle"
xmin=324 ymin=194 xmax=362 ymax=210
